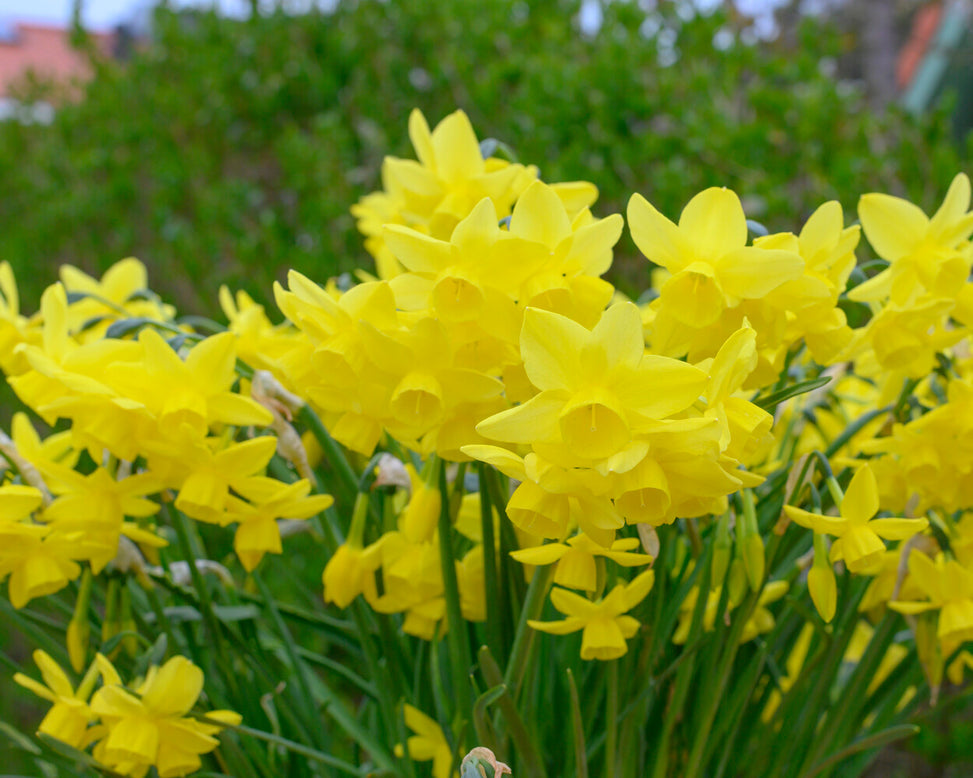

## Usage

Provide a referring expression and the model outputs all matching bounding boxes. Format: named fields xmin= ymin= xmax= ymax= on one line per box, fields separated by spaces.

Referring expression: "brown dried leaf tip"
xmin=461 ymin=747 xmax=512 ymax=778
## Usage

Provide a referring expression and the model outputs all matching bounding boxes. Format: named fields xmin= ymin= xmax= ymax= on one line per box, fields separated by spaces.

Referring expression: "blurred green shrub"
xmin=0 ymin=0 xmax=969 ymax=310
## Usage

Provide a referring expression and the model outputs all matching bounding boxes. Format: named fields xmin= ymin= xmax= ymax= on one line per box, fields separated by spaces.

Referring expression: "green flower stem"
xmin=824 ymin=475 xmax=845 ymax=509
xmin=892 ymin=377 xmax=921 ymax=421
xmin=167 ymin=503 xmax=240 ymax=700
xmin=567 ymin=668 xmax=588 ymax=778
xmin=478 ymin=645 xmax=548 ymax=778
xmin=502 ymin=563 xmax=553 ymax=700
xmin=297 ymin=403 xmax=358 ymax=505
xmin=653 ymin=550 xmax=712 ymax=778
xmin=824 ymin=406 xmax=892 ymax=458
xmin=800 ymin=614 xmax=899 ymax=773
xmin=762 ymin=578 xmax=867 ymax=775
xmin=477 ymin=462 xmax=503 ymax=658
xmin=437 ymin=459 xmax=473 ymax=714
xmin=252 ymin=571 xmax=325 ymax=750
xmin=487 ymin=469 xmax=523 ymax=650
xmin=712 ymin=645 xmax=769 ymax=778
xmin=800 ymin=725 xmax=919 ymax=778
xmin=605 ymin=659 xmax=619 ymax=778
xmin=213 ymin=720 xmax=364 ymax=775
xmin=683 ymin=585 xmax=761 ymax=778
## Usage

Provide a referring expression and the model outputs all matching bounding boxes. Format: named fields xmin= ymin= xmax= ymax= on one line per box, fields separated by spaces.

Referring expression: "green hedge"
xmin=0 ymin=0 xmax=968 ymax=310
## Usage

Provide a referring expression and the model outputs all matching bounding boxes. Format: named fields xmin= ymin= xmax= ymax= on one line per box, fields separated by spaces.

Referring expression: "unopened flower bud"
xmin=403 ymin=482 xmax=442 ymax=543
xmin=727 ymin=558 xmax=748 ymax=608
xmin=808 ymin=566 xmax=837 ymax=624
xmin=742 ymin=532 xmax=765 ymax=592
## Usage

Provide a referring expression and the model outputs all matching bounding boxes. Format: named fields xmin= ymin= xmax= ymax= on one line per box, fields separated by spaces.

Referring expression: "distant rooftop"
xmin=0 ymin=21 xmax=113 ymax=99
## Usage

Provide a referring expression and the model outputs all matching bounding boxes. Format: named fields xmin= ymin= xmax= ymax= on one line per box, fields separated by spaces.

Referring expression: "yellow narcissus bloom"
xmin=528 ymin=569 xmax=655 ymax=660
xmin=754 ymin=201 xmax=859 ymax=365
xmin=218 ymin=285 xmax=300 ymax=372
xmin=0 ymin=522 xmax=85 ymax=608
xmin=627 ymin=187 xmax=804 ymax=337
xmin=890 ymin=551 xmax=973 ymax=644
xmin=91 ymin=655 xmax=241 ymax=778
xmin=863 ymin=374 xmax=973 ymax=514
xmin=462 ymin=443 xmax=623 ymax=545
xmin=384 ymin=196 xmax=545 ymax=325
xmin=510 ymin=532 xmax=652 ymax=591
xmin=107 ymin=329 xmax=273 ymax=437
xmin=8 ymin=283 xmax=125 ymax=419
xmin=322 ymin=542 xmax=383 ymax=608
xmin=360 ymin=314 xmax=504 ymax=446
xmin=367 ymin=531 xmax=445 ymax=624
xmin=354 ymin=108 xmax=535 ymax=279
xmin=39 ymin=464 xmax=164 ymax=573
xmin=14 ymin=649 xmax=99 ymax=749
xmin=60 ymin=258 xmax=176 ymax=342
xmin=7 ymin=411 xmax=79 ymax=484
xmin=783 ymin=464 xmax=928 ymax=574
xmin=143 ymin=434 xmax=278 ymax=523
xmin=697 ymin=323 xmax=773 ymax=465
xmin=506 ymin=180 xmax=622 ymax=329
xmin=395 ymin=704 xmax=455 ymax=778
xmin=847 ymin=297 xmax=964 ymax=384
xmin=672 ymin=579 xmax=789 ymax=645
xmin=0 ymin=260 xmax=34 ymax=374
xmin=0 ymin=483 xmax=87 ymax=608
xmin=477 ymin=302 xmax=706 ymax=461
xmin=852 ymin=172 xmax=973 ymax=305
xmin=274 ymin=274 xmax=399 ymax=455
xmin=222 ymin=477 xmax=333 ymax=571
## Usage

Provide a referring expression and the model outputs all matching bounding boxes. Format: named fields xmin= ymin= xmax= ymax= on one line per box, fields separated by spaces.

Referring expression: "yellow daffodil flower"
xmin=394 ymin=704 xmax=455 ymax=778
xmin=628 ymin=187 xmax=804 ymax=329
xmin=477 ymin=302 xmax=707 ymax=460
xmin=510 ymin=532 xmax=652 ymax=591
xmin=852 ymin=172 xmax=973 ymax=305
xmin=223 ymin=477 xmax=333 ymax=571
xmin=91 ymin=655 xmax=241 ymax=778
xmin=528 ymin=569 xmax=654 ymax=660
xmin=783 ymin=464 xmax=928 ymax=574
xmin=890 ymin=551 xmax=973 ymax=644
xmin=14 ymin=649 xmax=99 ymax=749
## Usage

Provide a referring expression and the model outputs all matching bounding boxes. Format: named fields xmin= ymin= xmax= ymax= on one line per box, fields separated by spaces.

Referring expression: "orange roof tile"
xmin=897 ymin=3 xmax=944 ymax=90
xmin=0 ymin=22 xmax=113 ymax=99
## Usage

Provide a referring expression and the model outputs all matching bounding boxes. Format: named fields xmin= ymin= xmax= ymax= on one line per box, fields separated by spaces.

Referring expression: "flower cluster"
xmin=5 ymin=107 xmax=973 ymax=778
xmin=15 ymin=651 xmax=239 ymax=777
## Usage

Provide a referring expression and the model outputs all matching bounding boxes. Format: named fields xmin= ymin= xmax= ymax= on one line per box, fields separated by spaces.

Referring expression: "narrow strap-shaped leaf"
xmin=800 ymin=725 xmax=919 ymax=778
xmin=567 ymin=668 xmax=588 ymax=778
xmin=479 ymin=645 xmax=548 ymax=778
xmin=472 ymin=683 xmax=506 ymax=751
xmin=754 ymin=376 xmax=831 ymax=411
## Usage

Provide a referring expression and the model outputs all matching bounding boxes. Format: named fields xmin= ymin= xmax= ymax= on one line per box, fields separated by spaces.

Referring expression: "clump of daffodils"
xmin=4 ymin=108 xmax=973 ymax=778
xmin=15 ymin=651 xmax=239 ymax=778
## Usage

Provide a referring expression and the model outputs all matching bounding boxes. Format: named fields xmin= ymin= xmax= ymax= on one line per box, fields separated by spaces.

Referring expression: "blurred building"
xmin=898 ymin=0 xmax=973 ymax=136
xmin=0 ymin=21 xmax=114 ymax=121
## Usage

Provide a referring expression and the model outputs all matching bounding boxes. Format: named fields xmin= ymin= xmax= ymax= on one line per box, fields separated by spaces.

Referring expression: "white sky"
xmin=0 ymin=0 xmax=243 ymax=30
xmin=0 ymin=0 xmax=786 ymax=34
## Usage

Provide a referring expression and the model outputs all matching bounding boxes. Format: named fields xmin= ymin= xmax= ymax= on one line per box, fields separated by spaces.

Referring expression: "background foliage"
xmin=0 ymin=0 xmax=970 ymax=312
xmin=2 ymin=1 xmax=973 ymax=774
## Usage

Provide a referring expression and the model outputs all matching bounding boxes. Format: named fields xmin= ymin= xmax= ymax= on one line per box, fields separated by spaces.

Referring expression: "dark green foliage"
xmin=0 ymin=2 xmax=968 ymax=309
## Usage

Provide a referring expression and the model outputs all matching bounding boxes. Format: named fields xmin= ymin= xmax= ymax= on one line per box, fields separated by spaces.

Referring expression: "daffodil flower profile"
xmin=784 ymin=464 xmax=928 ymax=574
xmin=4 ymin=106 xmax=973 ymax=778
xmin=528 ymin=569 xmax=654 ymax=660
